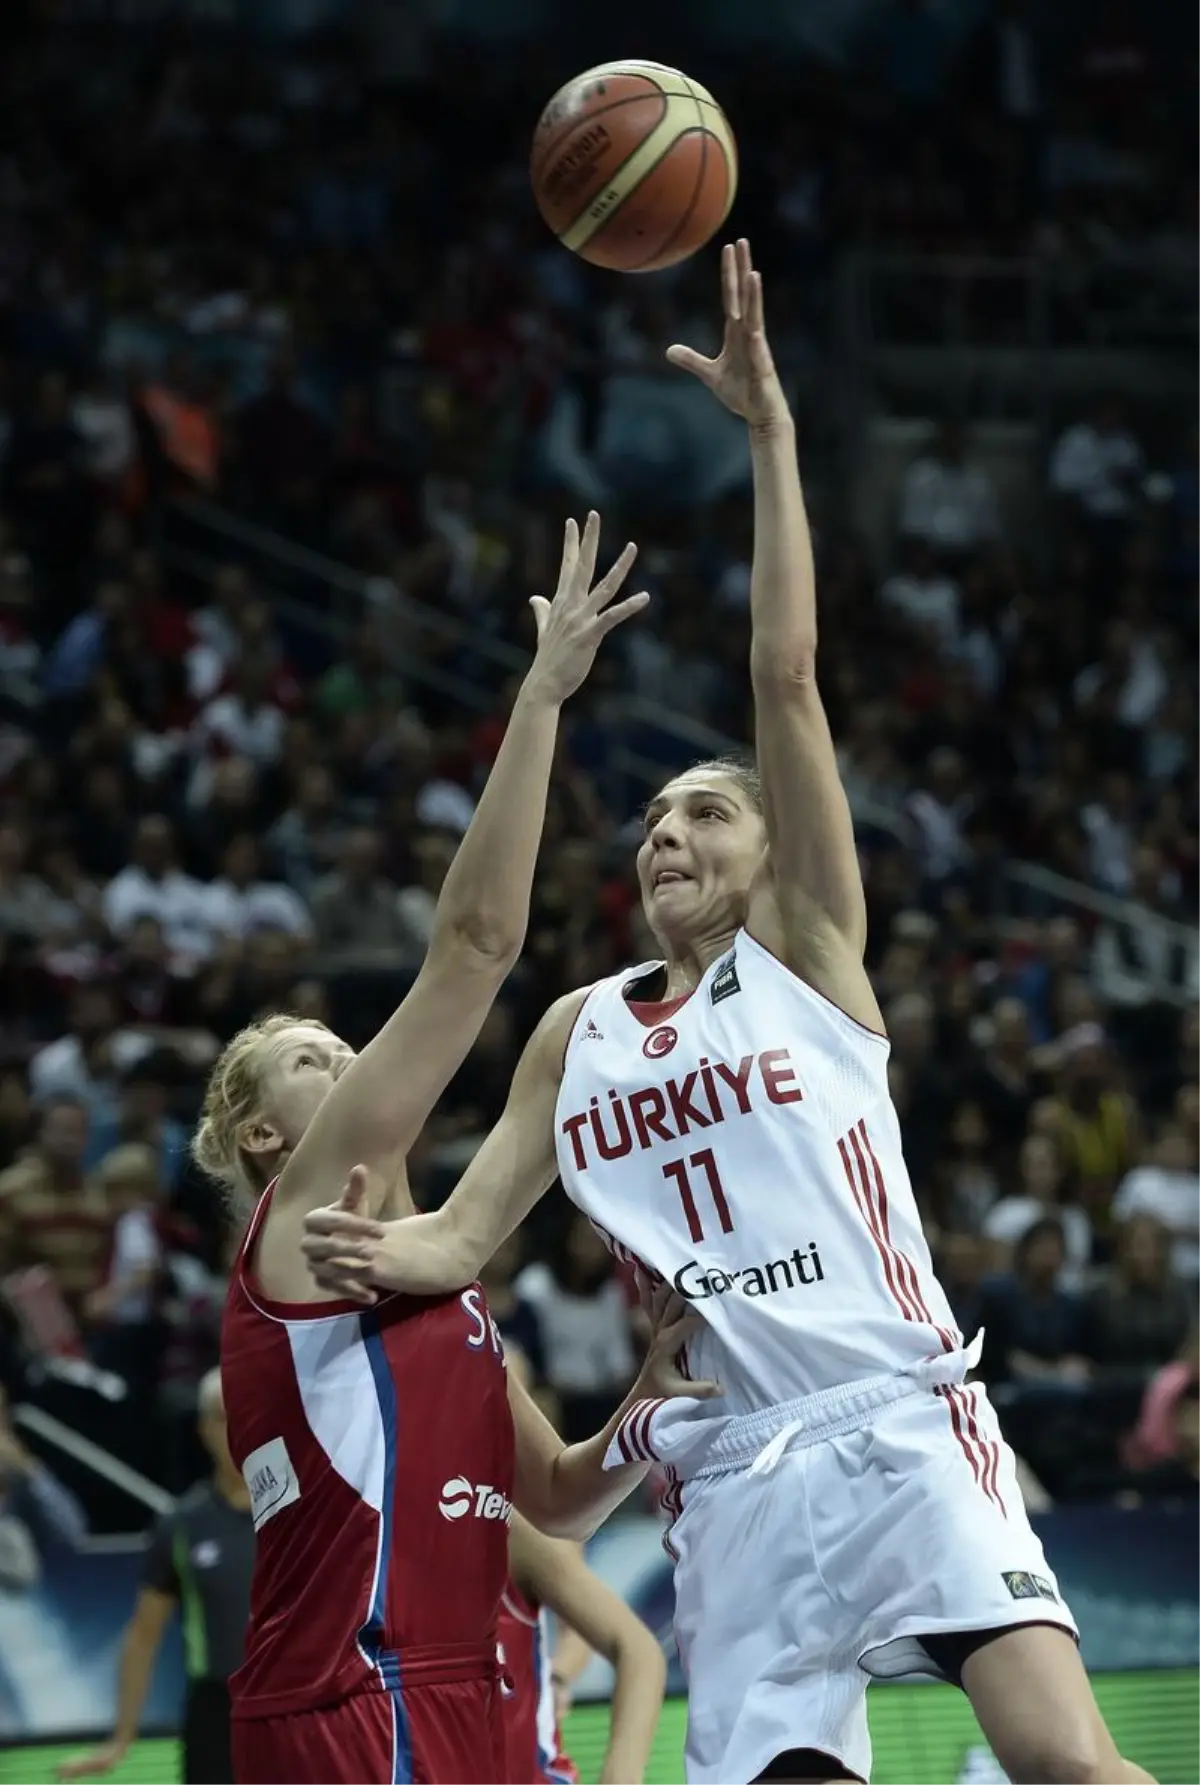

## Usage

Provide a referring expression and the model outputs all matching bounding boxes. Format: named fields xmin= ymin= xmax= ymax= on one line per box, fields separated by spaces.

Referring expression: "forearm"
xmin=747 ymin=416 xmax=817 ymax=674
xmin=430 ymin=677 xmax=561 ymax=961
xmin=541 ymin=1383 xmax=654 ymax=1540
xmin=601 ymin=1637 xmax=667 ymax=1785
xmin=112 ymin=1634 xmax=158 ymax=1749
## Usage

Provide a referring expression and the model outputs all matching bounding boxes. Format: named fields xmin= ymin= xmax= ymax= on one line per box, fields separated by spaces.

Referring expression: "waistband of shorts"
xmin=374 ymin=1639 xmax=498 ymax=1687
xmin=689 ymin=1370 xmax=922 ymax=1478
xmin=231 ymin=1641 xmax=498 ymax=1718
xmin=689 ymin=1333 xmax=984 ymax=1480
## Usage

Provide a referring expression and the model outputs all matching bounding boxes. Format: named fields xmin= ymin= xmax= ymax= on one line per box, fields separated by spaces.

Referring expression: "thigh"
xmin=960 ymin=1623 xmax=1129 ymax=1784
xmin=671 ymin=1464 xmax=871 ymax=1785
xmin=812 ymin=1387 xmax=1078 ymax=1681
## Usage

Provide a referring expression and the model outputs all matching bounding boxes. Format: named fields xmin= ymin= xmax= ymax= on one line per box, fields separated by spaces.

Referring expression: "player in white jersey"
xmin=300 ymin=243 xmax=1154 ymax=1785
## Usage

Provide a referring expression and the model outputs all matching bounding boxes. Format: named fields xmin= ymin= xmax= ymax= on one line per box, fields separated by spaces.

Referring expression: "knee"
xmin=1001 ymin=1730 xmax=1110 ymax=1784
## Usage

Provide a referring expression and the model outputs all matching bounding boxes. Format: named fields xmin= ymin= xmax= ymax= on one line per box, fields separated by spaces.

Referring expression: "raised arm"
xmin=279 ymin=517 xmax=646 ymax=1210
xmin=508 ymin=1515 xmax=666 ymax=1785
xmin=300 ymin=989 xmax=585 ymax=1300
xmin=668 ymin=242 xmax=878 ymax=1029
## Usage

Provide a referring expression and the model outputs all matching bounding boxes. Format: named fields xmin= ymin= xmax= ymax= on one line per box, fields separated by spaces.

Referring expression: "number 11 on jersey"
xmin=664 ymin=1148 xmax=734 ymax=1243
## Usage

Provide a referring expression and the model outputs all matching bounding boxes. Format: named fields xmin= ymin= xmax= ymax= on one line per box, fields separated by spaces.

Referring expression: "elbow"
xmin=428 ymin=915 xmax=524 ymax=977
xmin=750 ymin=641 xmax=818 ymax=691
xmin=537 ymin=1504 xmax=598 ymax=1543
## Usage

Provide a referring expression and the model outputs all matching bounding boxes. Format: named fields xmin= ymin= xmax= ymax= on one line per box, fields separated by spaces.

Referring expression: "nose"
xmin=649 ymin=810 xmax=684 ymax=851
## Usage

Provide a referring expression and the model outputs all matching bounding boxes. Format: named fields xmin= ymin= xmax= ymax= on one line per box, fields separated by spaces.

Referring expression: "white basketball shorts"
xmin=665 ymin=1372 xmax=1078 ymax=1784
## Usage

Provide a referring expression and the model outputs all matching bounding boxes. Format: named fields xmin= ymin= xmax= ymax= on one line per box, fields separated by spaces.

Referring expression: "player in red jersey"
xmin=499 ymin=1514 xmax=665 ymax=1785
xmin=199 ymin=518 xmax=716 ymax=1785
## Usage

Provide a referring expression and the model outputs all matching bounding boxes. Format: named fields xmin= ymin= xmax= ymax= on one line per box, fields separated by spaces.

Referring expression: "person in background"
xmin=1080 ymin=1214 xmax=1193 ymax=1375
xmin=58 ymin=1369 xmax=250 ymax=1785
xmin=515 ymin=1212 xmax=637 ymax=1445
xmin=980 ymin=1216 xmax=1087 ymax=1388
xmin=0 ymin=1381 xmax=87 ymax=1590
xmin=983 ymin=1132 xmax=1093 ymax=1291
xmin=500 ymin=1512 xmax=666 ymax=1785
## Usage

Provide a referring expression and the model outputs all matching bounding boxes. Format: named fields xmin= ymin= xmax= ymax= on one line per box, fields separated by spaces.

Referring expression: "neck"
xmin=215 ymin=1465 xmax=251 ymax=1511
xmin=661 ymin=923 xmax=740 ymax=997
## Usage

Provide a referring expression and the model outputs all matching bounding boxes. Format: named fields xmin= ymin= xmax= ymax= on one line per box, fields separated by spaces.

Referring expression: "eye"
xmin=697 ymin=805 xmax=726 ymax=822
xmin=294 ymin=1052 xmax=316 ymax=1070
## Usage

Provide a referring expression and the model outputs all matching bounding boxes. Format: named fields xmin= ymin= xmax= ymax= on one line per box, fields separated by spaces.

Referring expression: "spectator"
xmin=0 ymin=1097 xmax=112 ymax=1320
xmin=103 ymin=816 xmax=215 ymax=962
xmin=984 ymin=1133 xmax=1093 ymax=1291
xmin=897 ymin=421 xmax=1001 ymax=559
xmin=1112 ymin=1123 xmax=1200 ymax=1282
xmin=1080 ymin=1213 xmax=1193 ymax=1373
xmin=980 ymin=1217 xmax=1087 ymax=1387
xmin=265 ymin=764 xmax=348 ymax=897
xmin=1039 ymin=1024 xmax=1138 ymax=1219
xmin=309 ymin=828 xmax=423 ymax=966
xmin=29 ymin=984 xmax=148 ymax=1123
xmin=85 ymin=1055 xmax=191 ymax=1195
xmin=1049 ymin=398 xmax=1145 ymax=524
xmin=515 ymin=1213 xmax=637 ymax=1445
xmin=879 ymin=541 xmax=960 ymax=647
xmin=202 ymin=834 xmax=313 ymax=946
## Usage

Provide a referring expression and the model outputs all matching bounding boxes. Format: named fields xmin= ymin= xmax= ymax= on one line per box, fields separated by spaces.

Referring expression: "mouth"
xmin=652 ymin=869 xmax=692 ymax=890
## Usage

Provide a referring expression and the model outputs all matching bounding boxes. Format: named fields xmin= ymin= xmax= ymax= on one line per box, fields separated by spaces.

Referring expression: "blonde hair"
xmin=192 ymin=1013 xmax=331 ymax=1204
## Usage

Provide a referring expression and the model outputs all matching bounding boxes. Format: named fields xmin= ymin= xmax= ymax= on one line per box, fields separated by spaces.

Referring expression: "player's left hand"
xmin=666 ymin=238 xmax=789 ymax=433
xmin=638 ymin=1283 xmax=721 ymax=1401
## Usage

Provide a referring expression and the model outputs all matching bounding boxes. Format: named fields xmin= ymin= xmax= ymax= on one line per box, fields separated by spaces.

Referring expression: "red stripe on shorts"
xmin=941 ymin=1385 xmax=1006 ymax=1515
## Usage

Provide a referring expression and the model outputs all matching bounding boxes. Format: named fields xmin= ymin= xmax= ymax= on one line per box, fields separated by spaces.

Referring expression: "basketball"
xmin=530 ymin=61 xmax=737 ymax=274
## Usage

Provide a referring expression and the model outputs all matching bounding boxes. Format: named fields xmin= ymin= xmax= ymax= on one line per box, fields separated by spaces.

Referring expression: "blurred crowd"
xmin=0 ymin=0 xmax=1195 ymax=1545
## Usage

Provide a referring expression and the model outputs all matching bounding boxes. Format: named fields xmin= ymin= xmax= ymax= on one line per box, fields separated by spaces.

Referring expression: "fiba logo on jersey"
xmin=643 ymin=1025 xmax=678 ymax=1060
xmin=710 ymin=952 xmax=741 ymax=1005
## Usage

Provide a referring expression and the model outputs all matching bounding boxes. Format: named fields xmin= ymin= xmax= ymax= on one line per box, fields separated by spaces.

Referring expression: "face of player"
xmin=243 ymin=1023 xmax=357 ymax=1168
xmin=637 ymin=770 xmax=766 ymax=952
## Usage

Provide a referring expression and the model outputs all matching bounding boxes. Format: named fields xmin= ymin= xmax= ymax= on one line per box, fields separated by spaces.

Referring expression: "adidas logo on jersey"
xmin=710 ymin=953 xmax=740 ymax=1005
xmin=438 ymin=1477 xmax=513 ymax=1523
xmin=582 ymin=1019 xmax=603 ymax=1040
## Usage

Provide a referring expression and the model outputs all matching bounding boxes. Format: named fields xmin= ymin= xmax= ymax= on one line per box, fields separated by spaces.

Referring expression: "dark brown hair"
xmin=674 ymin=751 xmax=763 ymax=812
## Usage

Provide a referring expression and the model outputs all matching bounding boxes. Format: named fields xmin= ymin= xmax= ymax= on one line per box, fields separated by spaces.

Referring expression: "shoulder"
xmin=526 ymin=986 xmax=593 ymax=1075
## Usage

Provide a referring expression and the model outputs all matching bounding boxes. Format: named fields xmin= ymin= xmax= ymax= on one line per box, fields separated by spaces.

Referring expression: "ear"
xmin=239 ymin=1117 xmax=284 ymax=1163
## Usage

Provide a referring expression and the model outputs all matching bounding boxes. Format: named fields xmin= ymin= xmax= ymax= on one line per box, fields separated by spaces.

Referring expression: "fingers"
xmin=339 ymin=1164 xmax=369 ymax=1212
xmin=303 ymin=1207 xmax=384 ymax=1239
xmin=587 ymin=539 xmax=638 ymax=609
xmin=528 ymin=593 xmax=551 ymax=638
xmin=576 ymin=508 xmax=601 ymax=592
xmin=736 ymin=237 xmax=754 ymax=312
xmin=556 ymin=516 xmax=579 ymax=592
xmin=745 ymin=266 xmax=765 ymax=340
xmin=596 ymin=590 xmax=650 ymax=635
xmin=721 ymin=239 xmax=739 ymax=321
xmin=665 ymin=343 xmax=715 ymax=383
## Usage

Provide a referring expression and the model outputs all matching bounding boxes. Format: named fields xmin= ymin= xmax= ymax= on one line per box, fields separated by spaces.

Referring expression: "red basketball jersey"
xmin=221 ymin=1181 xmax=515 ymax=1722
xmin=497 ymin=1583 xmax=578 ymax=1785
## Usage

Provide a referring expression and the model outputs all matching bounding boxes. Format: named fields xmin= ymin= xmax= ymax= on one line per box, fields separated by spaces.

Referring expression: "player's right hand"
xmin=525 ymin=512 xmax=648 ymax=706
xmin=57 ymin=1742 xmax=128 ymax=1780
xmin=639 ymin=1284 xmax=722 ymax=1401
xmin=300 ymin=1164 xmax=383 ymax=1306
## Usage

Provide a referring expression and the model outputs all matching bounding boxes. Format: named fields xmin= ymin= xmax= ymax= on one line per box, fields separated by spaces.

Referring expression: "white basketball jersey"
xmin=554 ymin=929 xmax=961 ymax=1414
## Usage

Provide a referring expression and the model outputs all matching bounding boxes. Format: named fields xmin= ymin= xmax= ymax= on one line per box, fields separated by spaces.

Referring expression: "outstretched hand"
xmin=527 ymin=512 xmax=649 ymax=706
xmin=666 ymin=238 xmax=789 ymax=433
